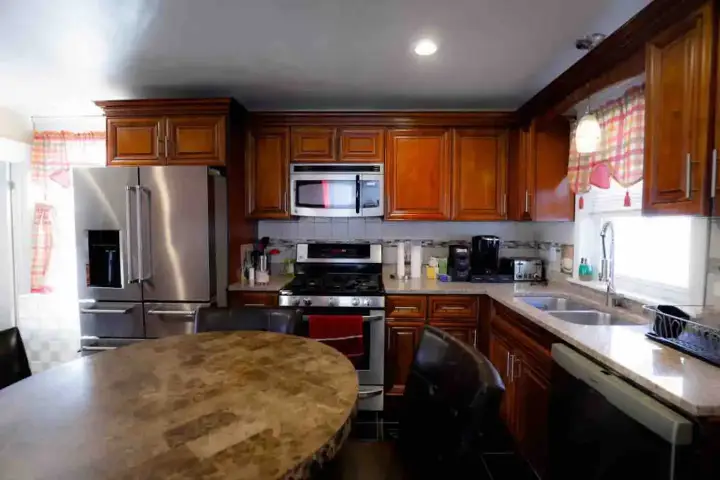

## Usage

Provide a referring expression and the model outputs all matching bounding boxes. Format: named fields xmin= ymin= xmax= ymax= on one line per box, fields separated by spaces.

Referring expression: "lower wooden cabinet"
xmin=489 ymin=329 xmax=515 ymax=426
xmin=228 ymin=291 xmax=278 ymax=308
xmin=385 ymin=321 xmax=424 ymax=396
xmin=430 ymin=321 xmax=477 ymax=346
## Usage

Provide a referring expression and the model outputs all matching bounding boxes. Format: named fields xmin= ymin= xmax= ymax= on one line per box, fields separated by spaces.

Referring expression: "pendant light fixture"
xmin=574 ymin=33 xmax=606 ymax=154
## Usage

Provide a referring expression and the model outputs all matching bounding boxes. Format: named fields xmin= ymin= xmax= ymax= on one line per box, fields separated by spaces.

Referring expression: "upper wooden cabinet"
xmin=106 ymin=117 xmax=165 ymax=166
xmin=386 ymin=128 xmax=451 ymax=220
xmin=166 ymin=116 xmax=226 ymax=165
xmin=96 ymin=99 xmax=235 ymax=167
xmin=509 ymin=118 xmax=574 ymax=221
xmin=245 ymin=127 xmax=290 ymax=219
xmin=339 ymin=128 xmax=385 ymax=162
xmin=644 ymin=2 xmax=715 ymax=215
xmin=452 ymin=129 xmax=508 ymax=220
xmin=291 ymin=127 xmax=337 ymax=162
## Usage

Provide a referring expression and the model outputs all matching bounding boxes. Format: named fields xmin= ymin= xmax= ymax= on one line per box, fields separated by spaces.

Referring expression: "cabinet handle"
xmin=395 ymin=306 xmax=417 ymax=311
xmin=502 ymin=193 xmax=507 ymax=216
xmin=524 ymin=190 xmax=529 ymax=213
xmin=507 ymin=353 xmax=513 ymax=381
xmin=165 ymin=136 xmax=170 ymax=157
xmin=440 ymin=305 xmax=466 ymax=311
xmin=686 ymin=154 xmax=692 ymax=200
xmin=711 ymin=149 xmax=717 ymax=199
xmin=243 ymin=303 xmax=266 ymax=307
xmin=513 ymin=356 xmax=522 ymax=380
xmin=157 ymin=135 xmax=163 ymax=156
xmin=472 ymin=330 xmax=477 ymax=347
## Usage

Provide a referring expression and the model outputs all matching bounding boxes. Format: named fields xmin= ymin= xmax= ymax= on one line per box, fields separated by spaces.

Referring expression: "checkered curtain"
xmin=568 ymin=85 xmax=645 ymax=197
xmin=29 ymin=131 xmax=105 ymax=294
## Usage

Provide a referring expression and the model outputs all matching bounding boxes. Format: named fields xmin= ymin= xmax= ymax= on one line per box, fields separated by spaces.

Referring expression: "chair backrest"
xmin=399 ymin=325 xmax=505 ymax=471
xmin=0 ymin=327 xmax=32 ymax=390
xmin=195 ymin=307 xmax=300 ymax=335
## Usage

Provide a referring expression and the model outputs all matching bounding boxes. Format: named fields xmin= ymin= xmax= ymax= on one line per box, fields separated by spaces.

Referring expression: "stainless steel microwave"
xmin=290 ymin=164 xmax=384 ymax=217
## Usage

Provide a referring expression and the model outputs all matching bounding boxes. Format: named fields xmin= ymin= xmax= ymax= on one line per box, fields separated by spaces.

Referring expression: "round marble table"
xmin=0 ymin=332 xmax=359 ymax=479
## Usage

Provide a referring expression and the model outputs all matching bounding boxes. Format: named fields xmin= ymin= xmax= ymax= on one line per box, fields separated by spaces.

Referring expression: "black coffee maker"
xmin=471 ymin=235 xmax=501 ymax=275
xmin=448 ymin=244 xmax=472 ymax=281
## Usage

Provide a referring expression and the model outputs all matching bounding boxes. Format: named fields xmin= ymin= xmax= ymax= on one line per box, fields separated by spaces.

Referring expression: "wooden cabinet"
xmin=339 ymin=128 xmax=385 ymax=162
xmin=291 ymin=127 xmax=337 ymax=162
xmin=452 ymin=129 xmax=508 ymax=220
xmin=386 ymin=129 xmax=451 ymax=220
xmin=245 ymin=127 xmax=290 ymax=218
xmin=385 ymin=322 xmax=424 ymax=396
xmin=166 ymin=116 xmax=226 ymax=165
xmin=510 ymin=119 xmax=574 ymax=221
xmin=106 ymin=117 xmax=165 ymax=166
xmin=228 ymin=291 xmax=278 ymax=308
xmin=489 ymin=302 xmax=554 ymax=477
xmin=386 ymin=295 xmax=427 ymax=319
xmin=644 ymin=2 xmax=715 ymax=215
xmin=429 ymin=295 xmax=478 ymax=319
xmin=430 ymin=321 xmax=477 ymax=346
xmin=96 ymin=99 xmax=234 ymax=167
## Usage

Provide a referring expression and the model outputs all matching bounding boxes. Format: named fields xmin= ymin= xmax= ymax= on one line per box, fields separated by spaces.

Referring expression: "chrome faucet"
xmin=599 ymin=221 xmax=625 ymax=308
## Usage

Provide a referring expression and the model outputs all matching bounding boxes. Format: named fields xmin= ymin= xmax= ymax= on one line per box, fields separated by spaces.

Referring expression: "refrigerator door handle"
xmin=125 ymin=186 xmax=138 ymax=284
xmin=138 ymin=186 xmax=153 ymax=282
xmin=135 ymin=184 xmax=144 ymax=283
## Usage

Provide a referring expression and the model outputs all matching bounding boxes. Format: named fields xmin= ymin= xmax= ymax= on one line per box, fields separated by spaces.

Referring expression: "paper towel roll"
xmin=396 ymin=243 xmax=405 ymax=278
xmin=411 ymin=244 xmax=422 ymax=278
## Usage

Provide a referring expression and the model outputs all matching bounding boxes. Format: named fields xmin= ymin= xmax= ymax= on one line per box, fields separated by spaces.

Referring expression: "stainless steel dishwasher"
xmin=548 ymin=344 xmax=694 ymax=480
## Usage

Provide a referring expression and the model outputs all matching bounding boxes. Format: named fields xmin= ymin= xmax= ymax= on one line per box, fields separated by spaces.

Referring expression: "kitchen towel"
xmin=308 ymin=315 xmax=364 ymax=359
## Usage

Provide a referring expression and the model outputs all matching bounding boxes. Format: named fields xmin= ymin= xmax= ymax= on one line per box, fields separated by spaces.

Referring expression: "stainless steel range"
xmin=279 ymin=243 xmax=385 ymax=411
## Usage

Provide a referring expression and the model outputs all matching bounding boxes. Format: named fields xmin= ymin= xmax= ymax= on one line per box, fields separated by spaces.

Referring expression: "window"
xmin=573 ymin=179 xmax=706 ymax=305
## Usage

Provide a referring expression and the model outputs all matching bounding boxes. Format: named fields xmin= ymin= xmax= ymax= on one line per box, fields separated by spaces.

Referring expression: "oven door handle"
xmin=358 ymin=387 xmax=383 ymax=399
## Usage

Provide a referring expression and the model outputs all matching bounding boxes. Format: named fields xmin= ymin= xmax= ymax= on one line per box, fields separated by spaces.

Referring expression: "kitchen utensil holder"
xmin=643 ymin=305 xmax=720 ymax=367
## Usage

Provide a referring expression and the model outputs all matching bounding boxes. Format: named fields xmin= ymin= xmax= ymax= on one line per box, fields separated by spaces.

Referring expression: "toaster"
xmin=500 ymin=257 xmax=544 ymax=282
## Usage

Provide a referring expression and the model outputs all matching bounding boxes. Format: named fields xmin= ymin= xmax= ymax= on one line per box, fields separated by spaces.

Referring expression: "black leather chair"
xmin=327 ymin=325 xmax=506 ymax=479
xmin=194 ymin=307 xmax=301 ymax=335
xmin=0 ymin=327 xmax=32 ymax=390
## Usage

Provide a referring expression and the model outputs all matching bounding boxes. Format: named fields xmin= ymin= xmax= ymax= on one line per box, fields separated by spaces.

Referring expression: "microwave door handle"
xmin=355 ymin=175 xmax=360 ymax=214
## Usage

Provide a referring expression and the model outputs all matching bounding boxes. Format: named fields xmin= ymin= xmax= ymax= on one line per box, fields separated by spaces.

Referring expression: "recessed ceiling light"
xmin=414 ymin=39 xmax=438 ymax=56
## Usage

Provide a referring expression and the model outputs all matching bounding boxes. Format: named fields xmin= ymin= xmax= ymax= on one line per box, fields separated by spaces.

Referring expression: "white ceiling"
xmin=0 ymin=0 xmax=647 ymax=116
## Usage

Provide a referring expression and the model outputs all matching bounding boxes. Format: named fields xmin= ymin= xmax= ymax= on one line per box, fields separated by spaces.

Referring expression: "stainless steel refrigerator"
xmin=73 ymin=166 xmax=227 ymax=355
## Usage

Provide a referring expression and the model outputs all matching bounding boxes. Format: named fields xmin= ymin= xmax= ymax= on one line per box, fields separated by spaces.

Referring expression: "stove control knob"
xmin=362 ymin=298 xmax=371 ymax=307
xmin=291 ymin=298 xmax=301 ymax=307
xmin=303 ymin=298 xmax=312 ymax=306
xmin=351 ymin=297 xmax=360 ymax=307
xmin=327 ymin=298 xmax=337 ymax=307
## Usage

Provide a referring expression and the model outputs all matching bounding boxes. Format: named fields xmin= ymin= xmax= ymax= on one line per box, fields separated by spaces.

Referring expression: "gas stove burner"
xmin=284 ymin=273 xmax=383 ymax=296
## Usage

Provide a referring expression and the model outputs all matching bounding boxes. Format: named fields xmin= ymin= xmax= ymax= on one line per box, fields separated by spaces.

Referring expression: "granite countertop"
xmin=0 ymin=332 xmax=358 ymax=479
xmin=385 ymin=275 xmax=720 ymax=417
xmin=228 ymin=276 xmax=291 ymax=292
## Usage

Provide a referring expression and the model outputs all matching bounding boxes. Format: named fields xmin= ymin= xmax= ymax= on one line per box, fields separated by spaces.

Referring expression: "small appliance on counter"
xmin=448 ymin=245 xmax=471 ymax=281
xmin=468 ymin=235 xmax=515 ymax=283
xmin=500 ymin=257 xmax=545 ymax=282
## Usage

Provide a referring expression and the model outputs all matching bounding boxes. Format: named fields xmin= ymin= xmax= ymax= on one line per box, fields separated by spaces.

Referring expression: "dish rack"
xmin=643 ymin=305 xmax=720 ymax=367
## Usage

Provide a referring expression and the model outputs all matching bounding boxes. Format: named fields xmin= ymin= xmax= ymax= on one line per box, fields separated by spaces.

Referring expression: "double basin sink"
xmin=518 ymin=296 xmax=638 ymax=326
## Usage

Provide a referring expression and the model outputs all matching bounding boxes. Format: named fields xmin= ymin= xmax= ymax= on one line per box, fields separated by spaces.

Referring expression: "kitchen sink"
xmin=547 ymin=310 xmax=638 ymax=326
xmin=519 ymin=296 xmax=595 ymax=311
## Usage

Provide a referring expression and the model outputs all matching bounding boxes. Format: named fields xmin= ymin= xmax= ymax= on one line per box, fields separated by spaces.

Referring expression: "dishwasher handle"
xmin=551 ymin=344 xmax=693 ymax=446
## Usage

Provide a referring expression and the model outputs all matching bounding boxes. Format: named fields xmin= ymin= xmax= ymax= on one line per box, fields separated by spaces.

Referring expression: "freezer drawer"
xmin=144 ymin=303 xmax=209 ymax=338
xmin=80 ymin=337 xmax=145 ymax=357
xmin=79 ymin=302 xmax=145 ymax=338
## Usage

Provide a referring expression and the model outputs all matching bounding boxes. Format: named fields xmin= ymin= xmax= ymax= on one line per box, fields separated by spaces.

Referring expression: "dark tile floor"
xmin=327 ymin=414 xmax=538 ymax=480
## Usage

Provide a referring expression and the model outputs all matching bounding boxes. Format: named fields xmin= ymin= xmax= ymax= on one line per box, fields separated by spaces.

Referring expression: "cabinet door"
xmin=106 ymin=117 xmax=164 ymax=166
xmin=291 ymin=127 xmax=337 ymax=162
xmin=339 ymin=128 xmax=385 ymax=162
xmin=488 ymin=330 xmax=514 ymax=427
xmin=534 ymin=119 xmax=574 ymax=221
xmin=166 ymin=115 xmax=226 ymax=165
xmin=430 ymin=322 xmax=476 ymax=347
xmin=508 ymin=126 xmax=535 ymax=220
xmin=386 ymin=129 xmax=451 ymax=220
xmin=514 ymin=353 xmax=550 ymax=478
xmin=386 ymin=322 xmax=424 ymax=396
xmin=452 ymin=129 xmax=508 ymax=220
xmin=229 ymin=292 xmax=278 ymax=308
xmin=246 ymin=127 xmax=290 ymax=218
xmin=644 ymin=2 xmax=715 ymax=215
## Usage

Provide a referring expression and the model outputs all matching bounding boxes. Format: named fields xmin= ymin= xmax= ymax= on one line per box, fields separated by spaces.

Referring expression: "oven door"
xmin=291 ymin=172 xmax=383 ymax=217
xmin=298 ymin=308 xmax=385 ymax=385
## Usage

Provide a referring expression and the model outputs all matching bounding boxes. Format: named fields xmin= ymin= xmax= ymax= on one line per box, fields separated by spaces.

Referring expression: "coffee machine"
xmin=448 ymin=244 xmax=472 ymax=281
xmin=471 ymin=235 xmax=500 ymax=274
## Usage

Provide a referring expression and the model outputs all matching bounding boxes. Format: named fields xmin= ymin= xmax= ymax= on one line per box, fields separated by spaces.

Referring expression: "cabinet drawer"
xmin=229 ymin=292 xmax=278 ymax=308
xmin=429 ymin=296 xmax=477 ymax=318
xmin=386 ymin=296 xmax=427 ymax=319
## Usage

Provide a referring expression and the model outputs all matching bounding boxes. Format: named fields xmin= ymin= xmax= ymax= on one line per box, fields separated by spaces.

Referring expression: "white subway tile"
xmin=314 ymin=222 xmax=332 ymax=239
xmin=332 ymin=221 xmax=349 ymax=239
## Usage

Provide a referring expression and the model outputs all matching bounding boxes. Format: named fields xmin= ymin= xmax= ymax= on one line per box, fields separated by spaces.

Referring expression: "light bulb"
xmin=575 ymin=113 xmax=601 ymax=153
